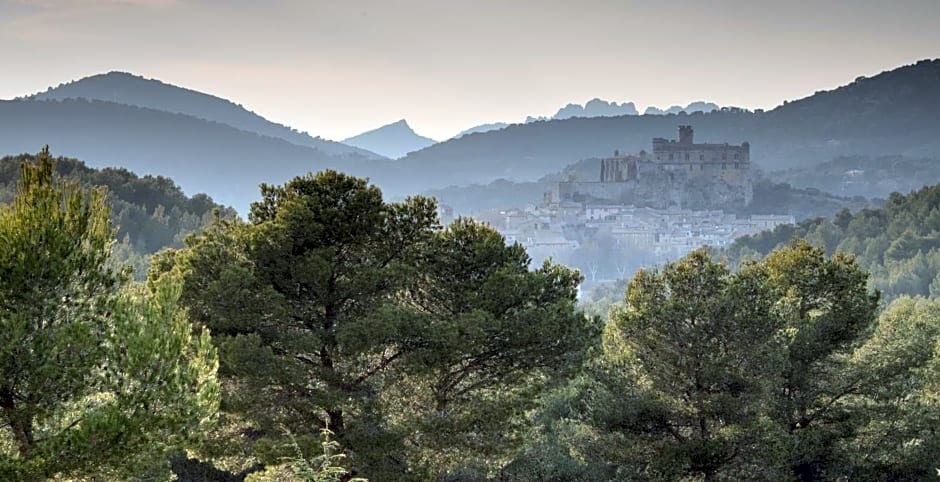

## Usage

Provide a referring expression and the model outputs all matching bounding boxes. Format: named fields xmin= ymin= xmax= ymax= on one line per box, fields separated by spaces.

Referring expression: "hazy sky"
xmin=2 ymin=0 xmax=938 ymax=140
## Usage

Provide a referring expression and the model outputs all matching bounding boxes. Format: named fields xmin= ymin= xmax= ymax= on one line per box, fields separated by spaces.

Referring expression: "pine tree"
xmin=0 ymin=148 xmax=219 ymax=480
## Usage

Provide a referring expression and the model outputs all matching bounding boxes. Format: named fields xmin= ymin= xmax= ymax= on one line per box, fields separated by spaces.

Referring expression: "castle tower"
xmin=678 ymin=125 xmax=694 ymax=144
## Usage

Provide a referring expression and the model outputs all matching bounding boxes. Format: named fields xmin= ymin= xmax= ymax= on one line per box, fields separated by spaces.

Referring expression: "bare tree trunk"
xmin=0 ymin=388 xmax=33 ymax=458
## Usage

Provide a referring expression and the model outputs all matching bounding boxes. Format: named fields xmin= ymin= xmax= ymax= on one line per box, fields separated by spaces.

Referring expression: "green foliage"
xmin=390 ymin=218 xmax=599 ymax=476
xmin=154 ymin=171 xmax=597 ymax=479
xmin=578 ymin=279 xmax=628 ymax=320
xmin=0 ymin=148 xmax=219 ymax=480
xmin=152 ymin=170 xmax=439 ymax=478
xmin=593 ymin=248 xmax=794 ymax=480
xmin=840 ymin=296 xmax=940 ymax=479
xmin=726 ymin=183 xmax=940 ymax=300
xmin=10 ymin=145 xmax=940 ymax=480
xmin=0 ymin=152 xmax=234 ymax=279
xmin=247 ymin=428 xmax=367 ymax=482
xmin=520 ymin=242 xmax=940 ymax=480
xmin=495 ymin=376 xmax=615 ymax=482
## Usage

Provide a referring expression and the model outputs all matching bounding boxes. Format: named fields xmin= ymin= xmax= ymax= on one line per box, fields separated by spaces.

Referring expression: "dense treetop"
xmin=506 ymin=245 xmax=940 ymax=481
xmin=0 ymin=152 xmax=234 ymax=277
xmin=152 ymin=170 xmax=598 ymax=480
xmin=725 ymin=182 xmax=940 ymax=300
xmin=0 ymin=149 xmax=219 ymax=480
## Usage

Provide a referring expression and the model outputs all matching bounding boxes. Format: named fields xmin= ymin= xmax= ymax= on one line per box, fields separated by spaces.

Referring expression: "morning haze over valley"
xmin=2 ymin=1 xmax=940 ymax=481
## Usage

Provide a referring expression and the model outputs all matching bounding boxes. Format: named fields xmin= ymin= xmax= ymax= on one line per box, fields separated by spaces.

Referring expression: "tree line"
xmin=0 ymin=153 xmax=236 ymax=278
xmin=726 ymin=182 xmax=940 ymax=301
xmin=2 ymin=149 xmax=940 ymax=480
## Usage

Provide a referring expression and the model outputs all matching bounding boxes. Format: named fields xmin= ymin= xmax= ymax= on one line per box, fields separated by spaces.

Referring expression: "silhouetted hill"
xmin=760 ymin=59 xmax=940 ymax=145
xmin=341 ymin=119 xmax=437 ymax=159
xmin=452 ymin=122 xmax=511 ymax=139
xmin=0 ymin=98 xmax=379 ymax=211
xmin=30 ymin=72 xmax=385 ymax=160
xmin=392 ymin=60 xmax=940 ymax=194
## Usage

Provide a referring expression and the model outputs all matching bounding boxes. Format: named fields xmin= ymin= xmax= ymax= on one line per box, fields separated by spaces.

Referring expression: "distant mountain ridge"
xmin=30 ymin=71 xmax=385 ymax=160
xmin=553 ymin=98 xmax=639 ymax=118
xmin=0 ymin=97 xmax=381 ymax=212
xmin=644 ymin=101 xmax=720 ymax=115
xmin=2 ymin=59 xmax=938 ymax=214
xmin=542 ymin=98 xmax=719 ymax=120
xmin=452 ymin=122 xmax=511 ymax=139
xmin=453 ymin=98 xmax=718 ymax=140
xmin=384 ymin=59 xmax=940 ymax=195
xmin=341 ymin=119 xmax=437 ymax=159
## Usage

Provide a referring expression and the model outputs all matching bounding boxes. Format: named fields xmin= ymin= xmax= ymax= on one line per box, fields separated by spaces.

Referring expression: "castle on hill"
xmin=551 ymin=126 xmax=752 ymax=208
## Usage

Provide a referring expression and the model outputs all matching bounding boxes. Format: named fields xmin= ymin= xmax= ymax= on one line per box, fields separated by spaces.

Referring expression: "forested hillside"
xmin=0 ymin=151 xmax=220 ymax=480
xmin=0 ymin=151 xmax=234 ymax=277
xmin=725 ymin=183 xmax=940 ymax=300
xmin=771 ymin=154 xmax=940 ymax=200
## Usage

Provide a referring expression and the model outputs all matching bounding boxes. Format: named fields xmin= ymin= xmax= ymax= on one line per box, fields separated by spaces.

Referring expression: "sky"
xmin=1 ymin=0 xmax=938 ymax=141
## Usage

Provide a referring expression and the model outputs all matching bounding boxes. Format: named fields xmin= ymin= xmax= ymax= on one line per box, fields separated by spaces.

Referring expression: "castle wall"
xmin=552 ymin=126 xmax=753 ymax=209
xmin=638 ymin=160 xmax=749 ymax=184
xmin=600 ymin=157 xmax=638 ymax=182
xmin=651 ymin=144 xmax=750 ymax=164
xmin=553 ymin=181 xmax=639 ymax=204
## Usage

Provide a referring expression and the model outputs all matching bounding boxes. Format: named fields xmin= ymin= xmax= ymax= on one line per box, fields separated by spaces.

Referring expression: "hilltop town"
xmin=464 ymin=126 xmax=793 ymax=281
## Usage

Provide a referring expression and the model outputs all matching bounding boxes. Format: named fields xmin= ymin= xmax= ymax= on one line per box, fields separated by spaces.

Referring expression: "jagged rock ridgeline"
xmin=452 ymin=99 xmax=719 ymax=139
xmin=542 ymin=98 xmax=720 ymax=120
xmin=553 ymin=98 xmax=639 ymax=119
xmin=644 ymin=101 xmax=720 ymax=115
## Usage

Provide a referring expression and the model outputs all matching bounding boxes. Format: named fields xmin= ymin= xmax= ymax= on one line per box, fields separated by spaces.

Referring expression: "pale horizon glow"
xmin=1 ymin=0 xmax=938 ymax=140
